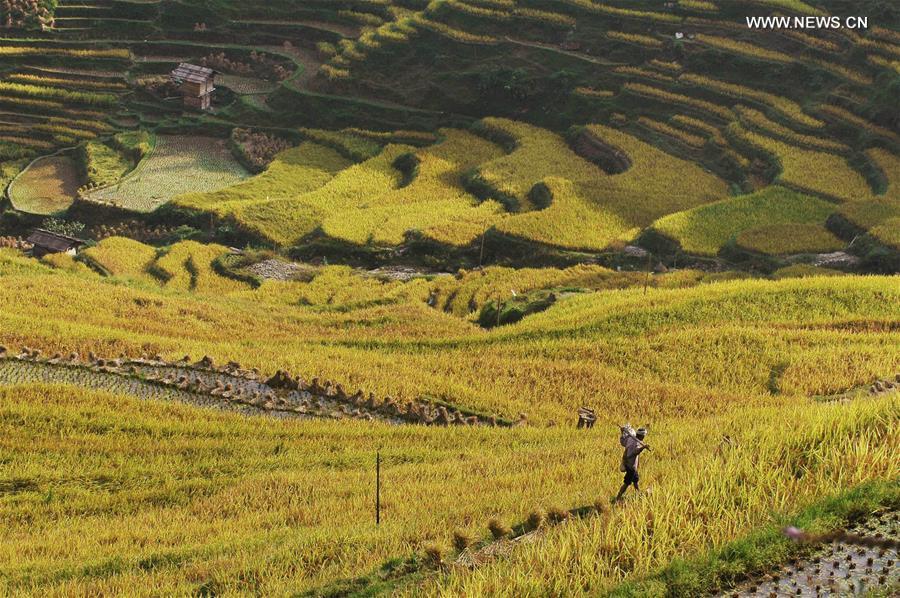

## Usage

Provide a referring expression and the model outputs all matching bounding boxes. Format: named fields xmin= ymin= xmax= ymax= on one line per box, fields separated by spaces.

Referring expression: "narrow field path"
xmin=503 ymin=36 xmax=628 ymax=66
xmin=261 ymin=44 xmax=319 ymax=89
xmin=233 ymin=18 xmax=359 ymax=38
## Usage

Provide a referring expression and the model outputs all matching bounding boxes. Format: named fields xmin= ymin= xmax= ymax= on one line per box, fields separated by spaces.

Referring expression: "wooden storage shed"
xmin=170 ymin=63 xmax=216 ymax=110
xmin=26 ymin=229 xmax=85 ymax=258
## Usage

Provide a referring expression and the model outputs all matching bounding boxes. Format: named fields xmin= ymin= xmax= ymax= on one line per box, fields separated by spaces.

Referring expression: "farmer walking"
xmin=615 ymin=425 xmax=650 ymax=502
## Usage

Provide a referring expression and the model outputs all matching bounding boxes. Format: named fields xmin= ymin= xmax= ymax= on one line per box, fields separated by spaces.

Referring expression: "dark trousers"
xmin=622 ymin=466 xmax=639 ymax=488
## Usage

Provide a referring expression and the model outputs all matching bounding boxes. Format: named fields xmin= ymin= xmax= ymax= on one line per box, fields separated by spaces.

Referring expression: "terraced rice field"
xmin=80 ymin=236 xmax=160 ymax=282
xmin=0 ymin=0 xmax=894 ymax=257
xmin=0 ymin=359 xmax=265 ymax=417
xmin=730 ymin=126 xmax=877 ymax=202
xmin=5 ymin=243 xmax=898 ymax=427
xmin=653 ymin=187 xmax=838 ymax=256
xmin=1 ymin=232 xmax=899 ymax=595
xmin=320 ymin=128 xmax=506 ymax=246
xmin=7 ymin=154 xmax=81 ymax=214
xmin=735 ymin=223 xmax=845 ymax=255
xmin=835 ymin=199 xmax=900 ymax=232
xmin=180 ymin=129 xmax=503 ymax=247
xmin=80 ymin=237 xmax=249 ymax=292
xmin=177 ymin=120 xmax=733 ymax=251
xmin=871 ymin=218 xmax=900 ymax=250
xmin=217 ymin=74 xmax=278 ymax=95
xmin=0 ymin=355 xmax=472 ymax=424
xmin=728 ymin=513 xmax=899 ymax=596
xmin=0 ymin=362 xmax=896 ymax=596
xmin=85 ymin=136 xmax=249 ymax=212
xmin=153 ymin=241 xmax=247 ymax=293
xmin=0 ymin=0 xmax=898 ymax=595
xmin=174 ymin=141 xmax=353 ymax=237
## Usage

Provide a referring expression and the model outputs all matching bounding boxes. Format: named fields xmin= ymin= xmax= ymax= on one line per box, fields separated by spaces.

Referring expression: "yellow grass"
xmin=410 ymin=13 xmax=498 ymax=44
xmin=474 ymin=118 xmax=604 ymax=210
xmin=475 ymin=121 xmax=726 ymax=250
xmin=817 ymin=105 xmax=899 ymax=144
xmin=7 ymin=155 xmax=80 ymax=215
xmin=494 ymin=177 xmax=634 ymax=250
xmin=870 ymin=217 xmax=900 ymax=249
xmin=558 ymin=0 xmax=680 ymax=23
xmin=5 ymin=382 xmax=891 ymax=596
xmin=613 ymin=66 xmax=673 ymax=83
xmin=866 ymin=148 xmax=900 ymax=201
xmin=730 ymin=126 xmax=876 ymax=202
xmin=40 ymin=252 xmax=95 ymax=276
xmin=578 ymin=124 xmax=728 ymax=225
xmin=670 ymin=114 xmax=726 ymax=144
xmin=622 ymin=82 xmax=734 ymax=121
xmin=178 ymin=129 xmax=510 ymax=248
xmin=321 ymin=129 xmax=505 ymax=246
xmin=607 ymin=31 xmax=662 ymax=48
xmin=574 ymin=86 xmax=615 ymax=98
xmin=735 ymin=223 xmax=845 ymax=255
xmin=3 ymin=249 xmax=896 ymax=424
xmin=330 ymin=198 xmax=505 ymax=246
xmin=0 ymin=237 xmax=898 ymax=595
xmin=152 ymin=241 xmax=247 ymax=294
xmin=637 ymin=116 xmax=706 ymax=148
xmin=867 ymin=54 xmax=900 ymax=74
xmin=417 ymin=395 xmax=897 ymax=595
xmin=734 ymin=106 xmax=849 ymax=152
xmin=175 ymin=142 xmax=351 ymax=212
xmin=652 ymin=186 xmax=837 ymax=256
xmin=0 ymin=46 xmax=130 ymax=59
xmin=80 ymin=236 xmax=159 ymax=284
xmin=680 ymin=73 xmax=823 ymax=128
xmin=749 ymin=0 xmax=823 ymax=15
xmin=431 ymin=263 xmax=619 ymax=317
xmin=695 ymin=34 xmax=794 ymax=64
xmin=234 ymin=145 xmax=409 ymax=246
xmin=680 ymin=0 xmax=717 ymax=12
xmin=836 ymin=198 xmax=900 ymax=232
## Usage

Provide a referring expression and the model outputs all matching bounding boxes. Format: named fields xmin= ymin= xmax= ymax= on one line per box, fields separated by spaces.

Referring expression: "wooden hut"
xmin=26 ymin=229 xmax=85 ymax=258
xmin=170 ymin=63 xmax=215 ymax=110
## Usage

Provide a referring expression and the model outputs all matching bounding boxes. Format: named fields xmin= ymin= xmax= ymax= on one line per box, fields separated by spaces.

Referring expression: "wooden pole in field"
xmin=644 ymin=251 xmax=652 ymax=295
xmin=376 ymin=451 xmax=381 ymax=526
xmin=479 ymin=226 xmax=487 ymax=267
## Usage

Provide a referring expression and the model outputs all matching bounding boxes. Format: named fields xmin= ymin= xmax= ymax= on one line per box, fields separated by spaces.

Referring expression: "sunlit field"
xmin=0 ymin=0 xmax=898 ymax=594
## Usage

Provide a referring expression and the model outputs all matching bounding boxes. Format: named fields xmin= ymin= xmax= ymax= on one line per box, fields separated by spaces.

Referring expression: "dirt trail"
xmin=503 ymin=36 xmax=627 ymax=66
xmin=234 ymin=19 xmax=359 ymax=38
xmin=265 ymin=44 xmax=321 ymax=89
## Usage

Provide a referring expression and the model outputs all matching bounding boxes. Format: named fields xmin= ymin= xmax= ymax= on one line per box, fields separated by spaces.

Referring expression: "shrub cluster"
xmin=230 ymin=128 xmax=292 ymax=173
xmin=1 ymin=0 xmax=54 ymax=29
xmin=135 ymin=76 xmax=180 ymax=98
xmin=199 ymin=51 xmax=291 ymax=81
xmin=87 ymin=221 xmax=178 ymax=244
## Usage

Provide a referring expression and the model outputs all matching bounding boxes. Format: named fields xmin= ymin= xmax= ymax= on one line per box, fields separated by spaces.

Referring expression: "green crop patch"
xmin=870 ymin=217 xmax=900 ymax=250
xmin=84 ymin=136 xmax=249 ymax=213
xmin=835 ymin=198 xmax=900 ymax=231
xmin=652 ymin=187 xmax=837 ymax=256
xmin=735 ymin=223 xmax=845 ymax=255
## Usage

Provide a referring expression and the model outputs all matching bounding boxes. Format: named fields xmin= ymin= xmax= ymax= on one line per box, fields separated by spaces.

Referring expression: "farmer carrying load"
xmin=615 ymin=424 xmax=650 ymax=502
